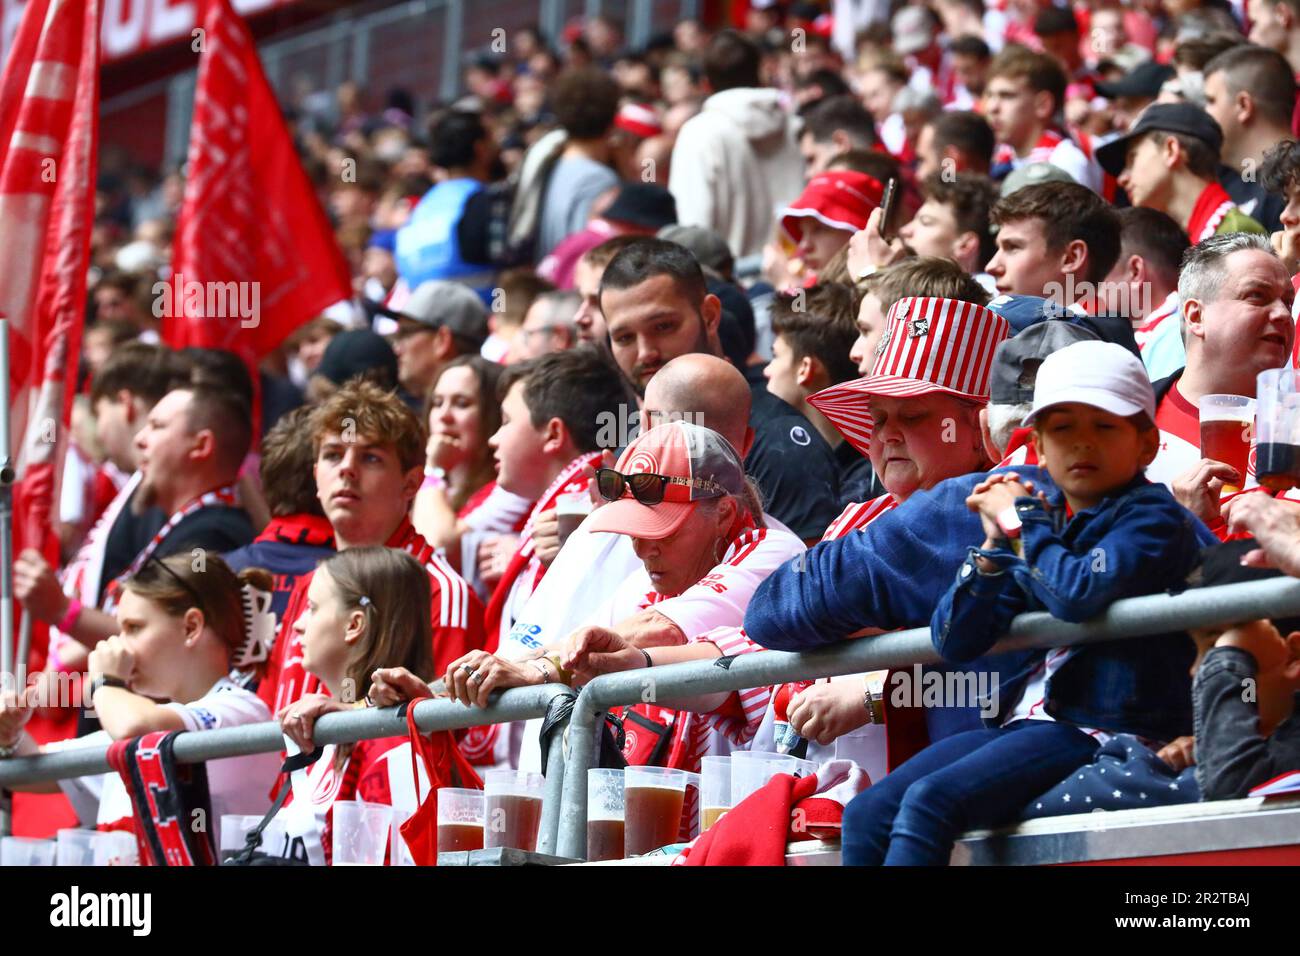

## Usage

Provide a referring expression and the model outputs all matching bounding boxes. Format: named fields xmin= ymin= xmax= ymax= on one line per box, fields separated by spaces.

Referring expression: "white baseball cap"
xmin=1022 ymin=340 xmax=1156 ymax=426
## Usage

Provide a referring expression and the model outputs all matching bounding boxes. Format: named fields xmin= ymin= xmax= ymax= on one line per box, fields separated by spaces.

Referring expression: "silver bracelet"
xmin=528 ymin=658 xmax=554 ymax=683
xmin=0 ymin=740 xmax=19 ymax=759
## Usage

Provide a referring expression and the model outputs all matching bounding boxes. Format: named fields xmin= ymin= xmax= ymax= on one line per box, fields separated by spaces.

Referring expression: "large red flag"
xmin=0 ymin=0 xmax=100 ymax=556
xmin=165 ymin=0 xmax=352 ymax=361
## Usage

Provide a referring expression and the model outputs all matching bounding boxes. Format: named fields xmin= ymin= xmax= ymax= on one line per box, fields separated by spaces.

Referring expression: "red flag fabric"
xmin=0 ymin=0 xmax=100 ymax=554
xmin=165 ymin=0 xmax=352 ymax=361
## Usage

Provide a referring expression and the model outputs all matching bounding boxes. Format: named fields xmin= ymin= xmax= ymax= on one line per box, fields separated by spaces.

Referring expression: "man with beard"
xmin=600 ymin=238 xmax=842 ymax=542
xmin=16 ymin=384 xmax=255 ymax=651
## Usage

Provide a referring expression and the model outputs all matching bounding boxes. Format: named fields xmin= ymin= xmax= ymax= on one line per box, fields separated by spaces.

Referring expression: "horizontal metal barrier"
xmin=555 ymin=577 xmax=1300 ymax=860
xmin=0 ymin=684 xmax=575 ymax=856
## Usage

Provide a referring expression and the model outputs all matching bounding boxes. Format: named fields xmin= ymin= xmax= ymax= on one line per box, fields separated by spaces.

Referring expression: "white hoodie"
xmin=669 ymin=88 xmax=805 ymax=260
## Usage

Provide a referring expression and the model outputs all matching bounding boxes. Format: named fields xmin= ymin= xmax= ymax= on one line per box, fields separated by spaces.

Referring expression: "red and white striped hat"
xmin=807 ymin=296 xmax=1010 ymax=457
xmin=614 ymin=102 xmax=663 ymax=139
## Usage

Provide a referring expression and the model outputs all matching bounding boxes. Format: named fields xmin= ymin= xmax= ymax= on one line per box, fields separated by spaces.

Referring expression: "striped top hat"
xmin=807 ymin=296 xmax=1010 ymax=457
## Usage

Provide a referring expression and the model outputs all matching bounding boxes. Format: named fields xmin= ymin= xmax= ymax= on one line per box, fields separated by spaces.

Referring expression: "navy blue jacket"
xmin=224 ymin=516 xmax=335 ymax=621
xmin=932 ymin=474 xmax=1217 ymax=740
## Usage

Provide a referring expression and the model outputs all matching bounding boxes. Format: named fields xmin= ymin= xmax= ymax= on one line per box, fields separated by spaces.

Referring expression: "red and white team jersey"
xmin=508 ymin=513 xmax=805 ymax=774
xmin=459 ymin=481 xmax=531 ymax=533
xmin=260 ymin=517 xmax=485 ymax=714
xmin=281 ymin=735 xmax=416 ymax=866
xmin=994 ymin=129 xmax=1102 ymax=193
xmin=51 ymin=677 xmax=282 ymax=831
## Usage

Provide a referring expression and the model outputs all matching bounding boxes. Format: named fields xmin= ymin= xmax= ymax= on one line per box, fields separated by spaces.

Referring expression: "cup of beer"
xmin=700 ymin=756 xmax=732 ymax=832
xmin=1198 ymin=394 xmax=1256 ymax=493
xmin=1255 ymin=369 xmax=1300 ymax=491
xmin=586 ymin=768 xmax=626 ymax=862
xmin=555 ymin=490 xmax=594 ymax=547
xmin=332 ymin=800 xmax=394 ymax=866
xmin=436 ymin=787 xmax=486 ymax=854
xmin=731 ymin=751 xmax=797 ymax=805
xmin=624 ymin=766 xmax=694 ymax=857
xmin=483 ymin=769 xmax=545 ymax=852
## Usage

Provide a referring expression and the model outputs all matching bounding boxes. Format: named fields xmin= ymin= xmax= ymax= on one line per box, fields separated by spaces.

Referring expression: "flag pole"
xmin=0 ymin=317 xmax=14 ymax=692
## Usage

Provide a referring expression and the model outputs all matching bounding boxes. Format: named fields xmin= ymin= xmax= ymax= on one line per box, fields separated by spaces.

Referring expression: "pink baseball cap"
xmin=586 ymin=421 xmax=747 ymax=540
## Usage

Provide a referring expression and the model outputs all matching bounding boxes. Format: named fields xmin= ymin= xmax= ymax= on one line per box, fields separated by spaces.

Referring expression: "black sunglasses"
xmin=595 ymin=467 xmax=723 ymax=506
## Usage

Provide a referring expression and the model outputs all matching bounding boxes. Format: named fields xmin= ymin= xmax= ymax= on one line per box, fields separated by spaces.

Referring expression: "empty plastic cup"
xmin=331 ymin=800 xmax=394 ymax=866
xmin=56 ymin=828 xmax=97 ymax=866
xmin=586 ymin=768 xmax=626 ymax=862
xmin=700 ymin=756 xmax=732 ymax=832
xmin=484 ymin=770 xmax=545 ymax=852
xmin=91 ymin=831 xmax=139 ymax=866
xmin=731 ymin=752 xmax=796 ymax=805
xmin=437 ymin=787 xmax=486 ymax=853
xmin=389 ymin=808 xmax=417 ymax=866
xmin=1 ymin=837 xmax=56 ymax=866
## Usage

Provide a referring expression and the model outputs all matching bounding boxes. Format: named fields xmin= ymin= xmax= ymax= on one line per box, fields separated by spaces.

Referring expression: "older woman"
xmin=746 ymin=295 xmax=1009 ymax=780
xmin=434 ymin=421 xmax=799 ymax=706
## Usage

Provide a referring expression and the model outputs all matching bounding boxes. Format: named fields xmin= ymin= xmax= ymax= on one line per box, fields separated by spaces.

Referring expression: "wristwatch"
xmin=861 ymin=673 xmax=886 ymax=725
xmin=89 ymin=674 xmax=129 ymax=701
xmin=0 ymin=740 xmax=19 ymax=759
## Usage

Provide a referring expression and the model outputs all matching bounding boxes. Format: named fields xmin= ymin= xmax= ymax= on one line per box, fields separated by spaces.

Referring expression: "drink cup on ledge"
xmin=484 ymin=769 xmax=544 ymax=852
xmin=586 ymin=768 xmax=626 ymax=862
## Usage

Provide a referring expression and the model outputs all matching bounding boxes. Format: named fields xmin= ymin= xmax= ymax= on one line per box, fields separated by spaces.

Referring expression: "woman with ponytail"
xmin=0 ymin=554 xmax=283 ymax=830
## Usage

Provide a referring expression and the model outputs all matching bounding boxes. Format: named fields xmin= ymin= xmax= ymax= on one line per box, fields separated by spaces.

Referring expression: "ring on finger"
xmin=469 ymin=670 xmax=483 ymax=684
xmin=460 ymin=663 xmax=475 ymax=675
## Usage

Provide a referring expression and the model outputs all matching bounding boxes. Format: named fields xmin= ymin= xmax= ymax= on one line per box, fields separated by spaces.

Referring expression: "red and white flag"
xmin=0 ymin=0 xmax=100 ymax=554
xmin=165 ymin=0 xmax=351 ymax=361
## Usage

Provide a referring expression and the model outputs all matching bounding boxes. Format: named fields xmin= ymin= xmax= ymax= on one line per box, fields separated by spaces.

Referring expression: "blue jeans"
xmin=842 ymin=720 xmax=1100 ymax=866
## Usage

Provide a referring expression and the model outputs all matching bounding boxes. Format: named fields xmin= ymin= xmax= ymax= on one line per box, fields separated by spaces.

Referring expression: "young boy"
xmin=1190 ymin=539 xmax=1300 ymax=800
xmin=840 ymin=339 xmax=1216 ymax=865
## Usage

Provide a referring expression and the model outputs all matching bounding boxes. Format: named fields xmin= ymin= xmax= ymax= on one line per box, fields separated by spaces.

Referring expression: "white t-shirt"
xmin=51 ymin=677 xmax=282 ymax=830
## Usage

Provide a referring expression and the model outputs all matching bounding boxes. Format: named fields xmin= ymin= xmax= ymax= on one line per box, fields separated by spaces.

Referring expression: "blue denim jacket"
xmin=745 ymin=466 xmax=1066 ymax=739
xmin=931 ymin=473 xmax=1217 ymax=740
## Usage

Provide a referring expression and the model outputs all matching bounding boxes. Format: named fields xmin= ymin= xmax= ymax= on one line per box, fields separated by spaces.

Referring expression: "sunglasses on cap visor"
xmin=595 ymin=467 xmax=724 ymax=506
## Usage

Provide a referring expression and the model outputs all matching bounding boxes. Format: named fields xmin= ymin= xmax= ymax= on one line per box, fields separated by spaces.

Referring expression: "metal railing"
xmin=0 ymin=684 xmax=575 ymax=855
xmin=553 ymin=576 xmax=1300 ymax=860
xmin=7 ymin=576 xmax=1300 ymax=864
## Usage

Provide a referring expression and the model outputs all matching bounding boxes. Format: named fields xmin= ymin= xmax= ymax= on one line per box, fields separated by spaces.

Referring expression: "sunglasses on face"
xmin=595 ymin=467 xmax=723 ymax=506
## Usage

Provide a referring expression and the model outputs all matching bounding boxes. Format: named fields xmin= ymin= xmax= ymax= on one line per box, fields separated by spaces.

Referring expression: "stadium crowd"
xmin=6 ymin=0 xmax=1300 ymax=866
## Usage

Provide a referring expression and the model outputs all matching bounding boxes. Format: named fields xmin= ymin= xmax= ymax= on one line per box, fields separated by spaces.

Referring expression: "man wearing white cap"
xmin=840 ymin=340 xmax=1215 ymax=866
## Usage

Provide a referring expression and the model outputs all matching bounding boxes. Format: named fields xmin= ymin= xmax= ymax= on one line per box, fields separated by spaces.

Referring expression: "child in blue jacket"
xmin=842 ymin=340 xmax=1211 ymax=865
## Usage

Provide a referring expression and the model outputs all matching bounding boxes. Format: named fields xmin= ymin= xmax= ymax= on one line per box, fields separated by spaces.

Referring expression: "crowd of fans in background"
xmin=5 ymin=0 xmax=1300 ymax=866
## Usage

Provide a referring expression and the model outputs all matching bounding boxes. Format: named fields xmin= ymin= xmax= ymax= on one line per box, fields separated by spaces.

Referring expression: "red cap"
xmin=780 ymin=171 xmax=883 ymax=243
xmin=586 ymin=421 xmax=746 ymax=540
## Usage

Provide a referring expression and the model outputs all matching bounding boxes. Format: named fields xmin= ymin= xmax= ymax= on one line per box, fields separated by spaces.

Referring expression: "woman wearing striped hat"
xmin=749 ymin=294 xmax=1011 ymax=782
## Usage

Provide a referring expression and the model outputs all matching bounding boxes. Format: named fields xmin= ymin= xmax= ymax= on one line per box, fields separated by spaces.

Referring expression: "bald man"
xmin=641 ymin=353 xmax=755 ymax=456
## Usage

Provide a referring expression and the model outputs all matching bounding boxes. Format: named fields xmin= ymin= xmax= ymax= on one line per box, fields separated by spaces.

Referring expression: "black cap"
xmin=602 ymin=184 xmax=678 ymax=231
xmin=1094 ymin=60 xmax=1175 ymax=100
xmin=314 ymin=329 xmax=399 ymax=390
xmin=1095 ymin=102 xmax=1224 ymax=177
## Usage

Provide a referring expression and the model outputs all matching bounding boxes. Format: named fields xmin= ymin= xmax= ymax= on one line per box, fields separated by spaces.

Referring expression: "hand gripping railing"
xmin=555 ymin=577 xmax=1300 ymax=861
xmin=0 ymin=684 xmax=576 ymax=854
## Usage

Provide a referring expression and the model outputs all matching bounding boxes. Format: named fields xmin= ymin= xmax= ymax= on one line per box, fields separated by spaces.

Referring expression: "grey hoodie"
xmin=669 ymin=88 xmax=805 ymax=260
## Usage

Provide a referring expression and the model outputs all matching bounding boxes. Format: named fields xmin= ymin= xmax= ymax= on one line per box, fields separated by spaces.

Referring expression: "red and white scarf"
xmin=823 ymin=494 xmax=899 ymax=541
xmin=1187 ymin=181 xmax=1236 ymax=242
xmin=103 ymin=483 xmax=239 ymax=612
xmin=993 ymin=128 xmax=1064 ymax=167
xmin=482 ymin=451 xmax=603 ymax=644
